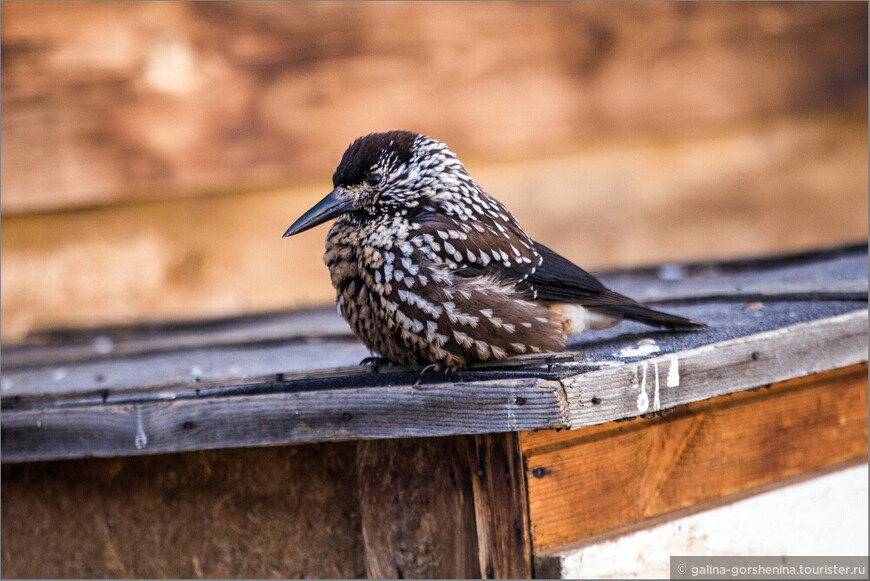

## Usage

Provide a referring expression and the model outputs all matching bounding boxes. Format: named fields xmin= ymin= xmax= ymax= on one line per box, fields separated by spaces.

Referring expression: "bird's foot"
xmin=359 ymin=356 xmax=394 ymax=373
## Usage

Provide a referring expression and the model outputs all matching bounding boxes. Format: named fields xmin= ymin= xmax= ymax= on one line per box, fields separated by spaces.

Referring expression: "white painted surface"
xmin=553 ymin=464 xmax=869 ymax=579
xmin=619 ymin=339 xmax=661 ymax=358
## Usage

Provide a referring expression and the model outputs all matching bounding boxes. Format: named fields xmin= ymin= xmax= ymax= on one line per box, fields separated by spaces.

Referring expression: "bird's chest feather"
xmin=323 ymin=215 xmax=428 ymax=359
xmin=323 ymin=213 xmax=564 ymax=368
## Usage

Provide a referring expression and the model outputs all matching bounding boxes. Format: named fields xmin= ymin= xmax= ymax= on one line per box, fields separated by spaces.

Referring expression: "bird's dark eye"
xmin=367 ymin=173 xmax=383 ymax=186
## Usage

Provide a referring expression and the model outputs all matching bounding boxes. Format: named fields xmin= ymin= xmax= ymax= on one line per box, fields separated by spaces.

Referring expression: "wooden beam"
xmin=357 ymin=433 xmax=534 ymax=579
xmin=357 ymin=436 xmax=480 ymax=579
xmin=522 ymin=363 xmax=869 ymax=553
xmin=0 ymin=379 xmax=566 ymax=463
xmin=468 ymin=433 xmax=533 ymax=579
xmin=534 ymin=463 xmax=869 ymax=578
xmin=562 ymin=309 xmax=868 ymax=428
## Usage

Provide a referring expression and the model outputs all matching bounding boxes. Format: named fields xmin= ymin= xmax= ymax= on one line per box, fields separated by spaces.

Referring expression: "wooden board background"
xmin=2 ymin=2 xmax=867 ymax=341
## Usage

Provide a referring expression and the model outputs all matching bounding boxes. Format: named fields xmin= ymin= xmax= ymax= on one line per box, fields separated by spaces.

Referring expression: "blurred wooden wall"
xmin=1 ymin=1 xmax=867 ymax=342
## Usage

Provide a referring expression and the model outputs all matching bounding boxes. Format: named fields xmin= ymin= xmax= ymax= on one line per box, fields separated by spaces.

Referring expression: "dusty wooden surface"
xmin=0 ymin=442 xmax=366 ymax=579
xmin=522 ymin=364 xmax=869 ymax=554
xmin=2 ymin=245 xmax=867 ymax=463
xmin=2 ymin=2 xmax=865 ymax=213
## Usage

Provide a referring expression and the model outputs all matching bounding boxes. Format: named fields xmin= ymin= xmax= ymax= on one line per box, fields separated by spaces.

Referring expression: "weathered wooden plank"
xmin=534 ymin=463 xmax=869 ymax=578
xmin=2 ymin=244 xmax=866 ymax=462
xmin=4 ymin=243 xmax=864 ymax=367
xmin=467 ymin=432 xmax=533 ymax=579
xmin=2 ymin=307 xmax=865 ymax=462
xmin=523 ymin=364 xmax=869 ymax=552
xmin=2 ymin=118 xmax=866 ymax=343
xmin=1 ymin=306 xmax=353 ymax=369
xmin=1 ymin=2 xmax=865 ymax=213
xmin=562 ymin=309 xmax=868 ymax=427
xmin=0 ymin=379 xmax=566 ymax=463
xmin=0 ymin=443 xmax=367 ymax=578
xmin=2 ymin=242 xmax=865 ymax=403
xmin=357 ymin=436 xmax=480 ymax=579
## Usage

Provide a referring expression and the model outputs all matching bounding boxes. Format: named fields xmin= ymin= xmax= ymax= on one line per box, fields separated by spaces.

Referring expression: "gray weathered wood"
xmin=1 ymin=244 xmax=867 ymax=463
xmin=563 ymin=309 xmax=868 ymax=427
xmin=1 ymin=306 xmax=353 ymax=369
xmin=1 ymin=379 xmax=565 ymax=463
xmin=2 ymin=310 xmax=865 ymax=463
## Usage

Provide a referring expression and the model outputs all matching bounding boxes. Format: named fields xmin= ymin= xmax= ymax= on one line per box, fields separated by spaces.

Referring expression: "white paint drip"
xmin=666 ymin=356 xmax=680 ymax=388
xmin=52 ymin=367 xmax=67 ymax=381
xmin=653 ymin=361 xmax=661 ymax=412
xmin=619 ymin=339 xmax=661 ymax=358
xmin=134 ymin=408 xmax=148 ymax=450
xmin=1 ymin=378 xmax=12 ymax=391
xmin=636 ymin=362 xmax=649 ymax=413
xmin=507 ymin=397 xmax=518 ymax=432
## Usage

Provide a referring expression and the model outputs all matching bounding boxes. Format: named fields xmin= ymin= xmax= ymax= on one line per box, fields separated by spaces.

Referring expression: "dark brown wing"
xmin=410 ymin=210 xmax=703 ymax=329
xmin=526 ymin=243 xmax=705 ymax=329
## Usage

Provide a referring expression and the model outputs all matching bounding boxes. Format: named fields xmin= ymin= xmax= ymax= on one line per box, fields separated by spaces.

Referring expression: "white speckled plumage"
xmin=285 ymin=131 xmax=704 ymax=369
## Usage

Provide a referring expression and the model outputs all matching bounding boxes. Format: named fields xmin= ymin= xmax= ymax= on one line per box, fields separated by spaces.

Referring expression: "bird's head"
xmin=283 ymin=131 xmax=472 ymax=237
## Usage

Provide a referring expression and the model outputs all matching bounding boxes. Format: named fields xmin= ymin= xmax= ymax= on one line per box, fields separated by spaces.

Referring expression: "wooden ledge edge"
xmin=1 ymin=310 xmax=865 ymax=463
xmin=561 ymin=309 xmax=868 ymax=429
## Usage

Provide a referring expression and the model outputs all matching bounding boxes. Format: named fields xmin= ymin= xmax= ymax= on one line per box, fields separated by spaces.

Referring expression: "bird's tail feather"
xmin=605 ymin=303 xmax=706 ymax=329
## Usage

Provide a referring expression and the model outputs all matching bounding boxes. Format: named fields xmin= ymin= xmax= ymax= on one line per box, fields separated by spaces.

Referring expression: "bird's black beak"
xmin=283 ymin=188 xmax=354 ymax=238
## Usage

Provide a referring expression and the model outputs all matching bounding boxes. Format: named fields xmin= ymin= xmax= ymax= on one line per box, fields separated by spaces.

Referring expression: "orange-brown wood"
xmin=522 ymin=364 xmax=869 ymax=552
xmin=2 ymin=118 xmax=866 ymax=343
xmin=1 ymin=2 xmax=866 ymax=214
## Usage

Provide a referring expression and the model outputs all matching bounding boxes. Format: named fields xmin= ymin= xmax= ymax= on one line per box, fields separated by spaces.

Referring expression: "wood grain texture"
xmin=2 ymin=116 xmax=866 ymax=343
xmin=357 ymin=436 xmax=480 ymax=579
xmin=534 ymin=463 xmax=869 ymax=578
xmin=2 ymin=308 xmax=865 ymax=463
xmin=468 ymin=432 xmax=533 ymax=579
xmin=0 ymin=379 xmax=566 ymax=463
xmin=523 ymin=364 xmax=869 ymax=553
xmin=1 ymin=443 xmax=366 ymax=579
xmin=562 ymin=309 xmax=868 ymax=427
xmin=1 ymin=2 xmax=865 ymax=213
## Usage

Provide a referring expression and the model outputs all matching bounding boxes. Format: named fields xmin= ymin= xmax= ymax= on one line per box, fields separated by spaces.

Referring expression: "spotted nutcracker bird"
xmin=284 ymin=131 xmax=704 ymax=369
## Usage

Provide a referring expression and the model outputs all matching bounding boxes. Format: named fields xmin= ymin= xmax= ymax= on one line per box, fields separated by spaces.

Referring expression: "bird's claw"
xmin=359 ymin=356 xmax=393 ymax=373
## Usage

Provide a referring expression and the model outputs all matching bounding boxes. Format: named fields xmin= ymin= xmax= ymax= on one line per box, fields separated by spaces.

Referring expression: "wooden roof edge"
xmin=1 ymin=308 xmax=865 ymax=464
